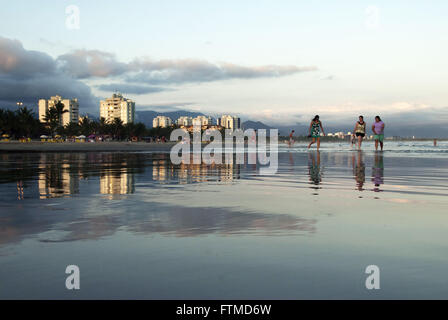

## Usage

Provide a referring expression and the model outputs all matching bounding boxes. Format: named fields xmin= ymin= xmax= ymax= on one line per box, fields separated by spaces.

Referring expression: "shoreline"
xmin=0 ymin=139 xmax=444 ymax=153
xmin=0 ymin=141 xmax=177 ymax=152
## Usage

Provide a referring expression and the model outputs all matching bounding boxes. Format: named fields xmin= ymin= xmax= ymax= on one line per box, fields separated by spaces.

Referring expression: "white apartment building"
xmin=217 ymin=115 xmax=241 ymax=130
xmin=192 ymin=116 xmax=212 ymax=127
xmin=38 ymin=95 xmax=79 ymax=126
xmin=153 ymin=116 xmax=173 ymax=128
xmin=176 ymin=116 xmax=193 ymax=126
xmin=100 ymin=93 xmax=135 ymax=124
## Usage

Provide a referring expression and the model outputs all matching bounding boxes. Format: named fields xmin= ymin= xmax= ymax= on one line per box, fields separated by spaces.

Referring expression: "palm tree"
xmin=53 ymin=101 xmax=68 ymax=126
xmin=64 ymin=122 xmax=81 ymax=137
xmin=79 ymin=116 xmax=93 ymax=136
xmin=111 ymin=118 xmax=124 ymax=140
xmin=43 ymin=108 xmax=59 ymax=136
xmin=16 ymin=107 xmax=36 ymax=137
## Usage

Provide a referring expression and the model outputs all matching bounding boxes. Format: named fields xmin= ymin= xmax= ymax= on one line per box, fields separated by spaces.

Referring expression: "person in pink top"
xmin=372 ymin=116 xmax=385 ymax=151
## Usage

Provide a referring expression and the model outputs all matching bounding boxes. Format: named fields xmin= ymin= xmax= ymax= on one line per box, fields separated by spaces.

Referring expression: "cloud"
xmin=0 ymin=37 xmax=98 ymax=111
xmin=56 ymin=50 xmax=317 ymax=84
xmin=57 ymin=49 xmax=128 ymax=79
xmin=96 ymin=83 xmax=171 ymax=95
xmin=0 ymin=37 xmax=56 ymax=79
xmin=127 ymin=58 xmax=317 ymax=84
xmin=320 ymin=75 xmax=334 ymax=80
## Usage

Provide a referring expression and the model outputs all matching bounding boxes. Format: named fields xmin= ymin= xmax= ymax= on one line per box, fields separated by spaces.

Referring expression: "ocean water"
xmin=0 ymin=141 xmax=447 ymax=299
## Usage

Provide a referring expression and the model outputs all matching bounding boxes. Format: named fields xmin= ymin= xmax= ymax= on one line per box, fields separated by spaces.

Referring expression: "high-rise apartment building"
xmin=100 ymin=93 xmax=135 ymax=124
xmin=192 ymin=116 xmax=212 ymax=127
xmin=153 ymin=116 xmax=173 ymax=128
xmin=217 ymin=115 xmax=241 ymax=130
xmin=38 ymin=95 xmax=79 ymax=126
xmin=176 ymin=116 xmax=193 ymax=126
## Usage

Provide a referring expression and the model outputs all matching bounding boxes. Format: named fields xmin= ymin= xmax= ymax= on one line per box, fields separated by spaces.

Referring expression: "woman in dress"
xmin=354 ymin=115 xmax=366 ymax=149
xmin=308 ymin=115 xmax=325 ymax=151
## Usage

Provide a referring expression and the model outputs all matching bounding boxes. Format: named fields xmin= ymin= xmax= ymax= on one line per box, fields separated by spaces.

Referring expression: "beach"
xmin=0 ymin=141 xmax=448 ymax=299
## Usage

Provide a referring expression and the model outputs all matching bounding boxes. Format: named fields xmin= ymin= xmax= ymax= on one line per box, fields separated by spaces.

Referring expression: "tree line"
xmin=0 ymin=104 xmax=178 ymax=140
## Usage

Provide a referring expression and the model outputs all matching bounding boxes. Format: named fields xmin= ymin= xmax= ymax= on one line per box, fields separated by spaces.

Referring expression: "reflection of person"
xmin=308 ymin=115 xmax=325 ymax=151
xmin=372 ymin=152 xmax=384 ymax=192
xmin=354 ymin=115 xmax=366 ymax=149
xmin=372 ymin=116 xmax=385 ymax=151
xmin=308 ymin=151 xmax=322 ymax=185
xmin=289 ymin=130 xmax=295 ymax=147
xmin=350 ymin=134 xmax=356 ymax=148
xmin=352 ymin=151 xmax=365 ymax=191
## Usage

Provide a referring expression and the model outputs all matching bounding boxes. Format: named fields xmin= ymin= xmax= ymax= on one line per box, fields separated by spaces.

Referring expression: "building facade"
xmin=176 ymin=116 xmax=193 ymax=126
xmin=192 ymin=116 xmax=212 ymax=127
xmin=153 ymin=116 xmax=173 ymax=128
xmin=100 ymin=93 xmax=135 ymax=124
xmin=38 ymin=95 xmax=79 ymax=126
xmin=217 ymin=115 xmax=241 ymax=130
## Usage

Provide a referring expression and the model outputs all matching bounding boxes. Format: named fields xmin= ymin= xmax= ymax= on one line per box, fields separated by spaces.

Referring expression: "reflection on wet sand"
xmin=352 ymin=151 xmax=366 ymax=191
xmin=0 ymin=202 xmax=317 ymax=248
xmin=308 ymin=151 xmax=323 ymax=193
xmin=155 ymin=161 xmax=241 ymax=184
xmin=372 ymin=152 xmax=385 ymax=192
xmin=0 ymin=152 xmax=318 ymax=247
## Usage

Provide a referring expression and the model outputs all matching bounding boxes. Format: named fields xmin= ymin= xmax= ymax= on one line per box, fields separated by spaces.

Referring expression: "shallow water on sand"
xmin=0 ymin=141 xmax=447 ymax=299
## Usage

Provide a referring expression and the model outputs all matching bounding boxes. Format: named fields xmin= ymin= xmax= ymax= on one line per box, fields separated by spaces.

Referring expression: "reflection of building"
xmin=100 ymin=169 xmax=135 ymax=196
xmin=217 ymin=115 xmax=241 ymax=130
xmin=152 ymin=157 xmax=241 ymax=184
xmin=38 ymin=156 xmax=80 ymax=198
xmin=38 ymin=95 xmax=79 ymax=126
xmin=153 ymin=116 xmax=173 ymax=128
xmin=100 ymin=93 xmax=135 ymax=124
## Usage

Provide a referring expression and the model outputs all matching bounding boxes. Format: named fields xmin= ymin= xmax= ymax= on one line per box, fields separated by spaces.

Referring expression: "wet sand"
xmin=0 ymin=141 xmax=176 ymax=152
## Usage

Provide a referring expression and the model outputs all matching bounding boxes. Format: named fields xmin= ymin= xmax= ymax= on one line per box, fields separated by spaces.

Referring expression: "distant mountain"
xmin=135 ymin=110 xmax=207 ymax=127
xmin=242 ymin=121 xmax=272 ymax=130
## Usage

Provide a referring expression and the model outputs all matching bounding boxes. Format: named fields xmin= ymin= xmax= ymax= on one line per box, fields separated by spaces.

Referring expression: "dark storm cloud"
xmin=0 ymin=37 xmax=98 ymax=111
xmin=96 ymin=83 xmax=171 ymax=95
xmin=0 ymin=37 xmax=56 ymax=78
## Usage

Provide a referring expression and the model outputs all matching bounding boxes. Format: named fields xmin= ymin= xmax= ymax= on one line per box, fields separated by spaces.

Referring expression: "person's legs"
xmin=380 ymin=141 xmax=384 ymax=151
xmin=358 ymin=135 xmax=362 ymax=149
xmin=317 ymin=138 xmax=321 ymax=151
xmin=375 ymin=139 xmax=379 ymax=150
xmin=308 ymin=138 xmax=316 ymax=149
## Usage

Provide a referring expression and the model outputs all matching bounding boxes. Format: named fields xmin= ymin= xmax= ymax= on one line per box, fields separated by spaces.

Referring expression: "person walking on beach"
xmin=372 ymin=116 xmax=385 ymax=151
xmin=308 ymin=115 xmax=325 ymax=151
xmin=289 ymin=130 xmax=295 ymax=147
xmin=354 ymin=115 xmax=366 ymax=149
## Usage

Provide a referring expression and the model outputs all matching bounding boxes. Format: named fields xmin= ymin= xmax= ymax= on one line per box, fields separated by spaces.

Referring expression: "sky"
xmin=0 ymin=0 xmax=447 ymax=126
